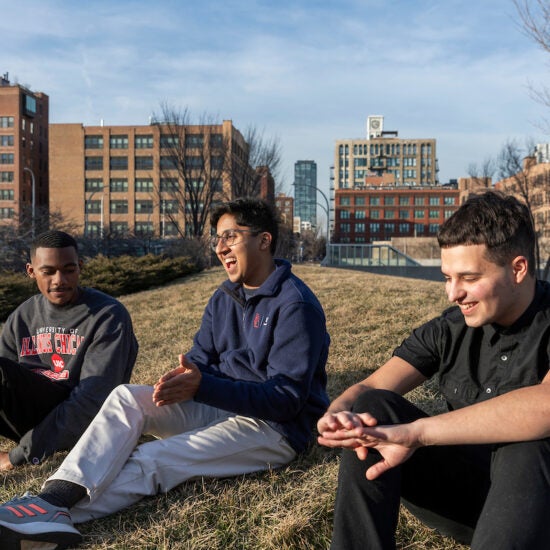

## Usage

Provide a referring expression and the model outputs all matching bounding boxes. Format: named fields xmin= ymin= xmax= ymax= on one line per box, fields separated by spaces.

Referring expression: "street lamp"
xmin=23 ymin=167 xmax=36 ymax=238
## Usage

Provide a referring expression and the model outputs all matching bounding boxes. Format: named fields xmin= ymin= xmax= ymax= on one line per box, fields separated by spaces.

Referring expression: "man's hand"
xmin=318 ymin=411 xmax=422 ymax=480
xmin=0 ymin=451 xmax=14 ymax=471
xmin=152 ymin=354 xmax=202 ymax=406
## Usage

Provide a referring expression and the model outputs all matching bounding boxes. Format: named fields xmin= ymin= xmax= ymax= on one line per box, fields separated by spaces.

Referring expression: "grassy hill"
xmin=0 ymin=264 xmax=467 ymax=549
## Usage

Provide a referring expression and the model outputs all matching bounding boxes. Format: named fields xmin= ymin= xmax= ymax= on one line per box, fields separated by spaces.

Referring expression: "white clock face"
xmin=371 ymin=119 xmax=380 ymax=129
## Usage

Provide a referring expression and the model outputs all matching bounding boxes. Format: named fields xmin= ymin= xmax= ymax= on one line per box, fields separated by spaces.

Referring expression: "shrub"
xmin=0 ymin=254 xmax=201 ymax=322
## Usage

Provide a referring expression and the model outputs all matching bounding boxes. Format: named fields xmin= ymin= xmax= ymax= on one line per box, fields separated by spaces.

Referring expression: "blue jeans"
xmin=330 ymin=389 xmax=550 ymax=550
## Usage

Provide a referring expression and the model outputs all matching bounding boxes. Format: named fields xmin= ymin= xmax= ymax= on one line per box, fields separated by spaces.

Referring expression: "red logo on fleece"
xmin=253 ymin=313 xmax=261 ymax=328
xmin=51 ymin=354 xmax=65 ymax=372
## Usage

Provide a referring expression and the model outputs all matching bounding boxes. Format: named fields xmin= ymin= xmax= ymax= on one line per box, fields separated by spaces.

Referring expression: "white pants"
xmin=46 ymin=384 xmax=296 ymax=523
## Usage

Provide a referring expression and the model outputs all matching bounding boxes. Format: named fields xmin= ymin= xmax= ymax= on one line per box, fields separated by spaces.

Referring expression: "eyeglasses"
xmin=210 ymin=229 xmax=259 ymax=251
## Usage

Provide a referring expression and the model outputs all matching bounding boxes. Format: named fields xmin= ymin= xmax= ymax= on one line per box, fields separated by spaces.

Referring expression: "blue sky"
xmin=3 ymin=0 xmax=549 ymax=200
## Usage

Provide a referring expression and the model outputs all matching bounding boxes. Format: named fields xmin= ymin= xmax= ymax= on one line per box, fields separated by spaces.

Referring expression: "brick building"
xmin=0 ymin=73 xmax=49 ymax=232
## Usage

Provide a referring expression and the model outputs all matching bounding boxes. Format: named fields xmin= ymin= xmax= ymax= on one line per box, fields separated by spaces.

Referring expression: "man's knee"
xmin=352 ymin=389 xmax=425 ymax=425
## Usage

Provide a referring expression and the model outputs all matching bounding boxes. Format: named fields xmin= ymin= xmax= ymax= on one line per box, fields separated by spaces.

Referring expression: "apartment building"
xmin=332 ymin=183 xmax=459 ymax=243
xmin=0 ymin=73 xmax=49 ymax=231
xmin=294 ymin=160 xmax=317 ymax=229
xmin=334 ymin=115 xmax=438 ymax=190
xmin=49 ymin=120 xmax=248 ymax=238
xmin=274 ymin=192 xmax=294 ymax=228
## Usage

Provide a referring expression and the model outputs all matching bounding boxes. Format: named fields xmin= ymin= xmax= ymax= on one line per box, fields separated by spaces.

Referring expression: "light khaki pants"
xmin=46 ymin=384 xmax=296 ymax=523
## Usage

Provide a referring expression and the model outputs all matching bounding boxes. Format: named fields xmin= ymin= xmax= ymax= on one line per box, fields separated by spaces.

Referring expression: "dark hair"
xmin=437 ymin=191 xmax=536 ymax=276
xmin=210 ymin=198 xmax=279 ymax=254
xmin=30 ymin=230 xmax=79 ymax=259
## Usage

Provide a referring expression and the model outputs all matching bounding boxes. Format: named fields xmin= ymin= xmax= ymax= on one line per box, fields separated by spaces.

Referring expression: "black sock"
xmin=38 ymin=480 xmax=87 ymax=509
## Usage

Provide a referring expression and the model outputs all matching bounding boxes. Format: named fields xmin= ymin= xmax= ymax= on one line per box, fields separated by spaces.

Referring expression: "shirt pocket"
xmin=439 ymin=373 xmax=482 ymax=410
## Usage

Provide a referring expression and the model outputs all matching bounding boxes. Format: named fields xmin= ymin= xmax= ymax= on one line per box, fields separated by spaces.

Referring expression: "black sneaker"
xmin=0 ymin=493 xmax=82 ymax=549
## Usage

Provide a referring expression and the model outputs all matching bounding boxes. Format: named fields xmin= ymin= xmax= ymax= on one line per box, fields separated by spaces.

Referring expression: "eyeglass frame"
xmin=210 ymin=228 xmax=260 ymax=251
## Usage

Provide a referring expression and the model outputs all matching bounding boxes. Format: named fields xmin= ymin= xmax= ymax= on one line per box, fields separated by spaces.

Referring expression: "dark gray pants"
xmin=330 ymin=389 xmax=550 ymax=550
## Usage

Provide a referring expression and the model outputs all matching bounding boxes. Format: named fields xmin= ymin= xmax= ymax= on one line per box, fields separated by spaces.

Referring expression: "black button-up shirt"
xmin=393 ymin=280 xmax=550 ymax=411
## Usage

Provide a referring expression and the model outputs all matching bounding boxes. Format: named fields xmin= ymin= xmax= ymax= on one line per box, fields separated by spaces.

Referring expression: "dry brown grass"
xmin=0 ymin=265 xmax=468 ymax=549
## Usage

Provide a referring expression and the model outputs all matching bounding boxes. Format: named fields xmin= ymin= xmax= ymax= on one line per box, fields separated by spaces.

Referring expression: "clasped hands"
xmin=152 ymin=354 xmax=202 ymax=407
xmin=317 ymin=410 xmax=422 ymax=480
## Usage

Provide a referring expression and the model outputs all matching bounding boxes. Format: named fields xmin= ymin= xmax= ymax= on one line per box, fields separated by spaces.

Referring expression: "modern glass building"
xmin=294 ymin=160 xmax=317 ymax=231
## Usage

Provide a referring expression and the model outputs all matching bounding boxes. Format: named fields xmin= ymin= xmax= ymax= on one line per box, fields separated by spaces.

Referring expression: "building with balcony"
xmin=0 ymin=72 xmax=49 ymax=231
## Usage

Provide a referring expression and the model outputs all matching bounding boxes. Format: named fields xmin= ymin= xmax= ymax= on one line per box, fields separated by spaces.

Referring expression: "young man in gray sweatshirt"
xmin=0 ymin=230 xmax=138 ymax=470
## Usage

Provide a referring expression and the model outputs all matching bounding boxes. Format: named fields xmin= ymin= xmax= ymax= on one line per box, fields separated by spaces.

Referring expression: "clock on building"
xmin=371 ymin=119 xmax=380 ymax=129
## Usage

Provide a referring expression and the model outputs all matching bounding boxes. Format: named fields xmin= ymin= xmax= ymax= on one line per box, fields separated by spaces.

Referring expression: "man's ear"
xmin=511 ymin=255 xmax=529 ymax=283
xmin=260 ymin=232 xmax=272 ymax=250
xmin=26 ymin=263 xmax=36 ymax=279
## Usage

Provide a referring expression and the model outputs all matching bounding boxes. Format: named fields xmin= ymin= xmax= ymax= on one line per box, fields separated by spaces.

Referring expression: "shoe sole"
xmin=0 ymin=523 xmax=82 ymax=550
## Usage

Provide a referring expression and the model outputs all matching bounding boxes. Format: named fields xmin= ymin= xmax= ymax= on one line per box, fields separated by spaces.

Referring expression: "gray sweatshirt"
xmin=0 ymin=287 xmax=138 ymax=465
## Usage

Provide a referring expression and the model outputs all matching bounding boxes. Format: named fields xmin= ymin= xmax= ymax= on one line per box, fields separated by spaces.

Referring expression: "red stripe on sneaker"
xmin=27 ymin=503 xmax=48 ymax=514
xmin=15 ymin=505 xmax=37 ymax=516
xmin=5 ymin=506 xmax=24 ymax=518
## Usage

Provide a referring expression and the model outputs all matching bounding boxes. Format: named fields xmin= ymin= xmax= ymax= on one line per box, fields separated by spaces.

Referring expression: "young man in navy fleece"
xmin=0 ymin=197 xmax=330 ymax=548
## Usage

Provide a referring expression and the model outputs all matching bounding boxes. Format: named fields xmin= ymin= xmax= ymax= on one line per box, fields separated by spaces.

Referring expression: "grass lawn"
xmin=0 ymin=264 xmax=468 ymax=549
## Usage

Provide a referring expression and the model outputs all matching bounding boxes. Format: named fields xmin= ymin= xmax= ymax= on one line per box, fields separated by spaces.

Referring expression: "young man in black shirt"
xmin=318 ymin=191 xmax=550 ymax=549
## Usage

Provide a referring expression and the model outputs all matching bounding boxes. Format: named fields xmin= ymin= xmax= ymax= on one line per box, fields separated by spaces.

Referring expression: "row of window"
xmin=84 ymin=155 xmax=224 ymax=171
xmin=85 ymin=199 xmax=180 ymax=214
xmin=338 ymin=222 xmax=440 ymax=234
xmin=341 ymin=142 xmax=433 ymax=157
xmin=340 ymin=195 xmax=456 ymax=206
xmin=84 ymin=221 xmax=180 ymax=237
xmin=340 ymin=209 xmax=454 ymax=220
xmin=84 ymin=133 xmax=224 ymax=150
xmin=84 ymin=177 xmax=223 ymax=193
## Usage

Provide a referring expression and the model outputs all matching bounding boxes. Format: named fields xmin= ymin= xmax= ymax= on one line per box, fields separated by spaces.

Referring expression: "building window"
xmin=109 ymin=135 xmax=128 ymax=149
xmin=135 ymin=178 xmax=153 ymax=193
xmin=211 ymin=178 xmax=223 ymax=193
xmin=399 ymin=196 xmax=409 ymax=206
xmin=0 ymin=171 xmax=14 ymax=182
xmin=0 ymin=154 xmax=14 ymax=164
xmin=370 ymin=223 xmax=380 ymax=233
xmin=210 ymin=133 xmax=223 ymax=148
xmin=135 ymin=156 xmax=153 ymax=170
xmin=341 ymin=223 xmax=351 ymax=233
xmin=0 ymin=117 xmax=14 ymax=128
xmin=399 ymin=210 xmax=409 ymax=219
xmin=135 ymin=135 xmax=154 ymax=149
xmin=185 ymin=156 xmax=204 ymax=169
xmin=135 ymin=221 xmax=154 ymax=236
xmin=163 ymin=200 xmax=179 ymax=213
xmin=84 ymin=135 xmax=104 ymax=149
xmin=340 ymin=196 xmax=351 ymax=206
xmin=85 ymin=200 xmax=102 ymax=214
xmin=371 ymin=210 xmax=380 ymax=219
xmin=85 ymin=178 xmax=103 ymax=192
xmin=355 ymin=196 xmax=365 ymax=206
xmin=110 ymin=178 xmax=128 ymax=192
xmin=160 ymin=135 xmax=179 ymax=148
xmin=160 ymin=178 xmax=179 ymax=192
xmin=0 ymin=207 xmax=15 ymax=218
xmin=110 ymin=156 xmax=128 ymax=170
xmin=0 ymin=135 xmax=14 ymax=146
xmin=429 ymin=209 xmax=439 ymax=219
xmin=384 ymin=197 xmax=394 ymax=206
xmin=110 ymin=200 xmax=128 ymax=214
xmin=85 ymin=157 xmax=103 ymax=171
xmin=385 ymin=223 xmax=395 ymax=233
xmin=385 ymin=210 xmax=395 ymax=219
xmin=111 ymin=222 xmax=129 ymax=235
xmin=185 ymin=134 xmax=204 ymax=148
xmin=355 ymin=223 xmax=365 ymax=233
xmin=444 ymin=196 xmax=455 ymax=205
xmin=355 ymin=210 xmax=366 ymax=219
xmin=135 ymin=200 xmax=153 ymax=214
xmin=399 ymin=223 xmax=409 ymax=233
xmin=210 ymin=156 xmax=223 ymax=169
xmin=444 ymin=209 xmax=454 ymax=219
xmin=414 ymin=209 xmax=425 ymax=219
xmin=370 ymin=196 xmax=380 ymax=206
xmin=162 ymin=221 xmax=179 ymax=236
xmin=429 ymin=223 xmax=440 ymax=233
xmin=414 ymin=196 xmax=424 ymax=206
xmin=340 ymin=209 xmax=350 ymax=219
xmin=429 ymin=196 xmax=440 ymax=206
xmin=84 ymin=222 xmax=101 ymax=237
xmin=0 ymin=189 xmax=14 ymax=200
xmin=160 ymin=156 xmax=178 ymax=170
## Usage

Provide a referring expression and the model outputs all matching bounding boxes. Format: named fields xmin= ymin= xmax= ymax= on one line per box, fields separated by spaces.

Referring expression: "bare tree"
xmin=497 ymin=138 xmax=543 ymax=270
xmin=230 ymin=125 xmax=283 ymax=199
xmin=467 ymin=157 xmax=496 ymax=188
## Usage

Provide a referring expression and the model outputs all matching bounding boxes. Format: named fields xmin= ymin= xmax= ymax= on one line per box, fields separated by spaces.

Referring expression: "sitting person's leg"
xmin=0 ymin=358 xmax=70 ymax=442
xmin=470 ymin=438 xmax=550 ymax=550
